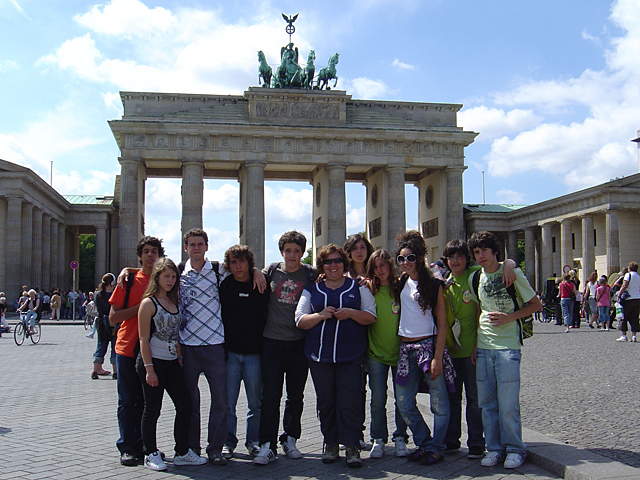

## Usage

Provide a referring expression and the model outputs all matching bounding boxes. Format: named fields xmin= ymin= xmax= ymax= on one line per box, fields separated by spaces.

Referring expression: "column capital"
xmin=243 ymin=159 xmax=268 ymax=168
xmin=386 ymin=164 xmax=407 ymax=172
xmin=118 ymin=156 xmax=142 ymax=165
xmin=560 ymin=218 xmax=573 ymax=226
xmin=445 ymin=166 xmax=467 ymax=173
xmin=182 ymin=159 xmax=204 ymax=167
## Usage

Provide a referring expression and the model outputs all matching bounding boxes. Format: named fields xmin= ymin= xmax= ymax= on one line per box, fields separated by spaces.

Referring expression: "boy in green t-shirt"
xmin=468 ymin=231 xmax=540 ymax=470
xmin=442 ymin=240 xmax=516 ymax=459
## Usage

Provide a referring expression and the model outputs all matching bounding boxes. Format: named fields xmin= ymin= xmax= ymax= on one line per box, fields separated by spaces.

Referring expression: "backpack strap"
xmin=470 ymin=269 xmax=480 ymax=299
xmin=122 ymin=274 xmax=135 ymax=309
xmin=506 ymin=284 xmax=526 ymax=346
xmin=266 ymin=262 xmax=280 ymax=285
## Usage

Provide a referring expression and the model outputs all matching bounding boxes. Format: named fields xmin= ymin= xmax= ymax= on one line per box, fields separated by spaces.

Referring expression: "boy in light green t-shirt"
xmin=442 ymin=240 xmax=516 ymax=459
xmin=468 ymin=231 xmax=541 ymax=470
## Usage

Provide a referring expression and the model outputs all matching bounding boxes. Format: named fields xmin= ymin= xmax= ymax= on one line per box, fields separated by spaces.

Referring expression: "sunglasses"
xmin=322 ymin=258 xmax=344 ymax=266
xmin=397 ymin=254 xmax=417 ymax=264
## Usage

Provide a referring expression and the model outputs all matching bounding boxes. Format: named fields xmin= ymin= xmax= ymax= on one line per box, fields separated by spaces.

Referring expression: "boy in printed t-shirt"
xmin=468 ymin=231 xmax=540 ymax=470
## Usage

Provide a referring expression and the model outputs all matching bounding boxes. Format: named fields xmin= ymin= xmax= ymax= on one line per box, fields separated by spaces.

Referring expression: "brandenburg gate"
xmin=109 ymin=87 xmax=477 ymax=268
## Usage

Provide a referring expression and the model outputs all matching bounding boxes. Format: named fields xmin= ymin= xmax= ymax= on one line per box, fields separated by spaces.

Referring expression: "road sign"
xmin=70 ymin=261 xmax=79 ymax=270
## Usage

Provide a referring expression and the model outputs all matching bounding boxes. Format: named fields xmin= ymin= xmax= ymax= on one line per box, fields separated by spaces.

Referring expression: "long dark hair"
xmin=396 ymin=230 xmax=434 ymax=313
xmin=366 ymin=249 xmax=398 ymax=300
xmin=143 ymin=258 xmax=180 ymax=307
xmin=343 ymin=234 xmax=374 ymax=277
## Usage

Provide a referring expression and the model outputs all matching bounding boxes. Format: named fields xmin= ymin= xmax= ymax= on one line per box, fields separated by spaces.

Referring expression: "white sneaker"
xmin=369 ymin=439 xmax=384 ymax=459
xmin=616 ymin=335 xmax=628 ymax=342
xmin=481 ymin=451 xmax=505 ymax=467
xmin=253 ymin=443 xmax=277 ymax=465
xmin=503 ymin=452 xmax=525 ymax=469
xmin=173 ymin=448 xmax=207 ymax=466
xmin=633 ymin=336 xmax=637 ymax=342
xmin=144 ymin=451 xmax=167 ymax=471
xmin=281 ymin=436 xmax=302 ymax=459
xmin=221 ymin=445 xmax=234 ymax=459
xmin=394 ymin=437 xmax=409 ymax=457
xmin=359 ymin=439 xmax=371 ymax=451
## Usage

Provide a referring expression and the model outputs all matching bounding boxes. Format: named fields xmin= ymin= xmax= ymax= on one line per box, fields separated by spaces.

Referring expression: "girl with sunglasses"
xmin=295 ymin=244 xmax=377 ymax=468
xmin=394 ymin=231 xmax=455 ymax=466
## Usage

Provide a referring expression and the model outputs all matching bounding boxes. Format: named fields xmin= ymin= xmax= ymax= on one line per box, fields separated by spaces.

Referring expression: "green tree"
xmin=517 ymin=239 xmax=526 ymax=272
xmin=79 ymin=234 xmax=96 ymax=292
xmin=301 ymin=247 xmax=313 ymax=265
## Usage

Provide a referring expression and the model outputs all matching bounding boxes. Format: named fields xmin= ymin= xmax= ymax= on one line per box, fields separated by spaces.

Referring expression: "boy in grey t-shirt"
xmin=254 ymin=231 xmax=315 ymax=465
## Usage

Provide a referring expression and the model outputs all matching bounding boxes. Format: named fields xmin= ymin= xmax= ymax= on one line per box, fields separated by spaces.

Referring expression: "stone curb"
xmin=416 ymin=397 xmax=640 ymax=480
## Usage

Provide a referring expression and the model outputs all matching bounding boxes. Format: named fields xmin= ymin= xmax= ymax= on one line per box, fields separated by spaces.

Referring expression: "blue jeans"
xmin=445 ymin=356 xmax=484 ymax=449
xmin=561 ymin=298 xmax=574 ymax=326
xmin=395 ymin=343 xmax=450 ymax=454
xmin=598 ymin=306 xmax=610 ymax=324
xmin=367 ymin=357 xmax=408 ymax=443
xmin=476 ymin=348 xmax=526 ymax=455
xmin=23 ymin=311 xmax=37 ymax=328
xmin=115 ymin=353 xmax=144 ymax=454
xmin=226 ymin=352 xmax=262 ymax=449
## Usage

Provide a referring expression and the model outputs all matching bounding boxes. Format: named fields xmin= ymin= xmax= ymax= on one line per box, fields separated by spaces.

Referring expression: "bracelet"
xmin=144 ymin=363 xmax=154 ymax=367
xmin=177 ymin=356 xmax=183 ymax=360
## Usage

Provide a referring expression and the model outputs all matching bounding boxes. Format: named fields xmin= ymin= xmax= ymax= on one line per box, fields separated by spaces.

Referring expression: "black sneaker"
xmin=407 ymin=448 xmax=426 ymax=462
xmin=120 ymin=452 xmax=138 ymax=466
xmin=467 ymin=446 xmax=485 ymax=459
xmin=208 ymin=452 xmax=228 ymax=466
xmin=420 ymin=451 xmax=443 ymax=466
xmin=345 ymin=446 xmax=361 ymax=468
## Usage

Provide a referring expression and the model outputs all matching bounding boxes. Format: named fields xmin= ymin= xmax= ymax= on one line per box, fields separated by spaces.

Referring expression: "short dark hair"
xmin=442 ymin=239 xmax=471 ymax=270
xmin=468 ymin=231 xmax=500 ymax=256
xmin=315 ymin=244 xmax=350 ymax=271
xmin=136 ymin=236 xmax=164 ymax=259
xmin=278 ymin=231 xmax=306 ymax=253
xmin=223 ymin=245 xmax=255 ymax=272
xmin=183 ymin=228 xmax=208 ymax=246
xmin=629 ymin=262 xmax=638 ymax=272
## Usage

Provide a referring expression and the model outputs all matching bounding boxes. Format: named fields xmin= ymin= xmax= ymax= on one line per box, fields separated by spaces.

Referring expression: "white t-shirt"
xmin=398 ymin=278 xmax=436 ymax=338
xmin=624 ymin=271 xmax=640 ymax=299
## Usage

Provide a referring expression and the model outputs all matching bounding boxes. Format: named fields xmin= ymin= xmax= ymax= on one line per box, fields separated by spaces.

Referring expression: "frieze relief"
xmin=155 ymin=136 xmax=168 ymax=148
xmin=255 ymin=101 xmax=339 ymax=119
xmin=177 ymin=136 xmax=189 ymax=148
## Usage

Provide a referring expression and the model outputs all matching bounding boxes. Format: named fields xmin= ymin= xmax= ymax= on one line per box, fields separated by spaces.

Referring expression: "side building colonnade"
xmin=464 ymin=174 xmax=640 ymax=291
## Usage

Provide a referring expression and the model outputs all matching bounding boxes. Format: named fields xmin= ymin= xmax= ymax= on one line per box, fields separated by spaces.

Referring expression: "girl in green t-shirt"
xmin=364 ymin=249 xmax=409 ymax=459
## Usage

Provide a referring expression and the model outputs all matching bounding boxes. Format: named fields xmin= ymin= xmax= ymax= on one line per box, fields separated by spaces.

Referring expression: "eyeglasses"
xmin=322 ymin=258 xmax=344 ymax=266
xmin=397 ymin=254 xmax=417 ymax=264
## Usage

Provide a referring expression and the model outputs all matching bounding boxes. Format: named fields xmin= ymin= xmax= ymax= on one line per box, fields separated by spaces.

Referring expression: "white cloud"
xmin=392 ymin=58 xmax=415 ymax=70
xmin=10 ymin=0 xmax=28 ymax=18
xmin=458 ymin=106 xmax=542 ymax=142
xmin=53 ymin=170 xmax=116 ymax=195
xmin=495 ymin=189 xmax=526 ymax=204
xmin=346 ymin=77 xmax=391 ymax=99
xmin=0 ymin=59 xmax=18 ymax=72
xmin=480 ymin=0 xmax=640 ymax=190
xmin=265 ymin=185 xmax=312 ymax=224
xmin=204 ymin=183 xmax=238 ymax=213
xmin=346 ymin=205 xmax=366 ymax=233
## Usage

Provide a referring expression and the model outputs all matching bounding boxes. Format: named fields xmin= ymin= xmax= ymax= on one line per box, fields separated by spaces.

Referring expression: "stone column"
xmin=560 ymin=219 xmax=573 ymax=274
xmin=581 ymin=215 xmax=595 ymax=283
xmin=95 ymin=224 xmax=108 ymax=286
xmin=327 ymin=164 xmax=347 ymax=246
xmin=239 ymin=161 xmax=266 ymax=269
xmin=6 ymin=197 xmax=22 ymax=300
xmin=606 ymin=208 xmax=620 ymax=275
xmin=541 ymin=222 xmax=554 ymax=281
xmin=446 ymin=167 xmax=466 ymax=242
xmin=387 ymin=166 xmax=406 ymax=249
xmin=50 ymin=220 xmax=59 ymax=289
xmin=42 ymin=214 xmax=51 ymax=291
xmin=524 ymin=227 xmax=535 ymax=286
xmin=21 ymin=203 xmax=34 ymax=287
xmin=58 ymin=224 xmax=66 ymax=289
xmin=507 ymin=231 xmax=519 ymax=263
xmin=32 ymin=208 xmax=43 ymax=289
xmin=119 ymin=158 xmax=146 ymax=268
xmin=181 ymin=161 xmax=204 ymax=261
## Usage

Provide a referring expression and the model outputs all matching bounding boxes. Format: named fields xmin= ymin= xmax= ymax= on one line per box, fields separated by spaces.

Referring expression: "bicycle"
xmin=14 ymin=313 xmax=41 ymax=345
xmin=84 ymin=313 xmax=94 ymax=330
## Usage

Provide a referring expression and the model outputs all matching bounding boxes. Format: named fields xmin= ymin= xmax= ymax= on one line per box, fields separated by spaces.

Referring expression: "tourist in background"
xmin=615 ymin=262 xmax=640 ymax=342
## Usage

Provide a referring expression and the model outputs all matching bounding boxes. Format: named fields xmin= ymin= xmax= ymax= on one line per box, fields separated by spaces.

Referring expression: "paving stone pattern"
xmin=0 ymin=323 xmax=557 ymax=479
xmin=520 ymin=320 xmax=640 ymax=468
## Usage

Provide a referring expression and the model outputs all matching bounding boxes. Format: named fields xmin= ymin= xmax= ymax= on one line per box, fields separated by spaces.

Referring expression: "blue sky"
xmin=1 ymin=0 xmax=639 ymax=265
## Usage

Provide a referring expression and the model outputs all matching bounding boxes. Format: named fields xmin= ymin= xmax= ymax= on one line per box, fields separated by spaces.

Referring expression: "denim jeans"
xmin=367 ymin=357 xmax=408 ymax=443
xmin=24 ymin=311 xmax=37 ymax=327
xmin=598 ymin=306 xmax=610 ymax=324
xmin=259 ymin=338 xmax=308 ymax=448
xmin=445 ymin=356 xmax=484 ymax=449
xmin=115 ymin=353 xmax=144 ymax=454
xmin=561 ymin=298 xmax=574 ymax=326
xmin=395 ymin=342 xmax=450 ymax=454
xmin=93 ymin=335 xmax=116 ymax=365
xmin=226 ymin=352 xmax=262 ymax=449
xmin=476 ymin=348 xmax=526 ymax=455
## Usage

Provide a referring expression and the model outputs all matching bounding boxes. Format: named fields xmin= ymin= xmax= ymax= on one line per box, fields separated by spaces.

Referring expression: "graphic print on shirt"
xmin=276 ymin=278 xmax=305 ymax=305
xmin=481 ymin=275 xmax=511 ymax=312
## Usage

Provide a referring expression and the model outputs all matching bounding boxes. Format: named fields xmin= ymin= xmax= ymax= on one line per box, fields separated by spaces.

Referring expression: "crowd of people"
xmin=87 ymin=227 xmax=541 ymax=472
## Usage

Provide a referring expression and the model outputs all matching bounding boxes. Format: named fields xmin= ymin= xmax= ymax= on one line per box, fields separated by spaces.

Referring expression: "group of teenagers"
xmin=106 ymin=227 xmax=540 ymax=472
